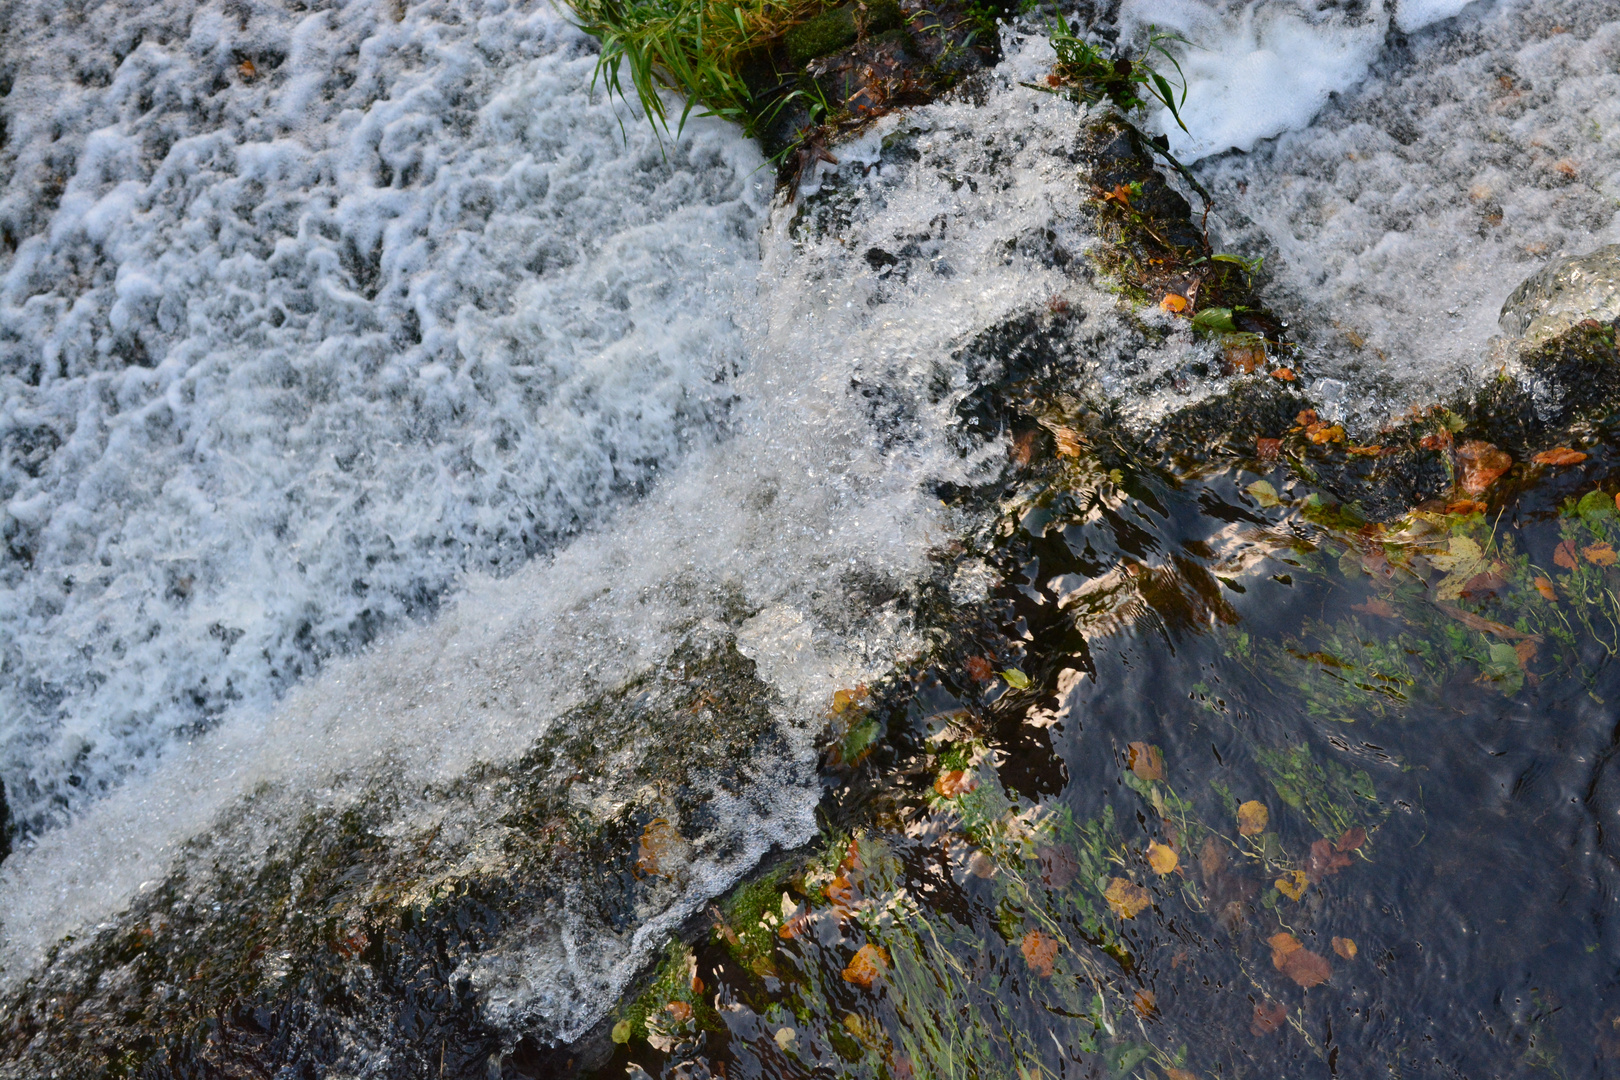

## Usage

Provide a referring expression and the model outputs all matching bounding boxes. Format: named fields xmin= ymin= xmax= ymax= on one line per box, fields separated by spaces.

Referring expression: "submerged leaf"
xmin=1336 ymin=826 xmax=1367 ymax=852
xmin=1002 ymin=667 xmax=1032 ymax=689
xmin=1282 ymin=947 xmax=1331 ymax=987
xmin=841 ymin=943 xmax=889 ymax=988
xmin=1304 ymin=838 xmax=1352 ymax=881
xmin=1533 ymin=447 xmax=1588 ymax=466
xmin=934 ymin=769 xmax=978 ymax=798
xmin=1128 ymin=741 xmax=1165 ymax=781
xmin=1332 ymin=936 xmax=1358 ymax=960
xmin=1020 ymin=929 xmax=1059 ymax=977
xmin=1237 ymin=800 xmax=1270 ymax=836
xmin=1268 ymin=932 xmax=1331 ymax=985
xmin=1147 ymin=840 xmax=1179 ymax=875
xmin=1554 ymin=539 xmax=1579 ymax=570
xmin=1534 ymin=576 xmax=1557 ymax=600
xmin=1584 ymin=542 xmax=1618 ymax=566
xmin=1251 ymin=1000 xmax=1288 ymax=1035
xmin=964 ymin=655 xmax=994 ymax=682
xmin=1104 ymin=877 xmax=1153 ymax=918
xmin=1275 ymin=869 xmax=1308 ymax=901
xmin=1247 ymin=480 xmax=1282 ymax=508
xmin=1456 ymin=440 xmax=1513 ymax=495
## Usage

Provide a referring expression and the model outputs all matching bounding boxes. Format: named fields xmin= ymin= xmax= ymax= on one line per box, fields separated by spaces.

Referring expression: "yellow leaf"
xmin=1332 ymin=936 xmax=1358 ymax=960
xmin=1146 ymin=840 xmax=1179 ymax=875
xmin=1275 ymin=869 xmax=1308 ymax=901
xmin=1161 ymin=293 xmax=1189 ymax=314
xmin=1104 ymin=877 xmax=1153 ymax=919
xmin=1237 ymin=800 xmax=1269 ymax=836
xmin=1584 ymin=542 xmax=1618 ymax=566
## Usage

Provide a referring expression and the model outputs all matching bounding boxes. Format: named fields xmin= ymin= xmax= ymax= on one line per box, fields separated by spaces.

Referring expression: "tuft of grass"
xmin=569 ymin=0 xmax=828 ymax=139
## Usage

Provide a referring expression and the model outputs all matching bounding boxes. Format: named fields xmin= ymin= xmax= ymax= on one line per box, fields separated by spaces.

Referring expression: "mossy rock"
xmin=785 ymin=0 xmax=903 ymax=68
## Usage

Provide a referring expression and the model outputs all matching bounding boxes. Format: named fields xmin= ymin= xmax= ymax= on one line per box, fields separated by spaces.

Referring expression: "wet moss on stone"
xmin=784 ymin=0 xmax=902 ymax=67
xmin=0 ymin=631 xmax=787 ymax=1079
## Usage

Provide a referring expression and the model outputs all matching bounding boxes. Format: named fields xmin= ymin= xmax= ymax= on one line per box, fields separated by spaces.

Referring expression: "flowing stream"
xmin=3 ymin=0 xmax=1620 ymax=1076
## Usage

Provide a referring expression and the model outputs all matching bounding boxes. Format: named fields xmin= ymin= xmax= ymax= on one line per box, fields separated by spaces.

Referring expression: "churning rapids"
xmin=3 ymin=0 xmax=1620 ymax=1071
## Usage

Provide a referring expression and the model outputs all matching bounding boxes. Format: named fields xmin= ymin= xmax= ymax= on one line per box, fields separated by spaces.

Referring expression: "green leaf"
xmin=1002 ymin=668 xmax=1031 ymax=690
xmin=1191 ymin=307 xmax=1238 ymax=332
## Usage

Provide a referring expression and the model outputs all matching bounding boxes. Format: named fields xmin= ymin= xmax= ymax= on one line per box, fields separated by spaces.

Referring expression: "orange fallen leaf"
xmin=1127 ymin=741 xmax=1165 ymax=781
xmin=1256 ymin=437 xmax=1282 ymax=460
xmin=1104 ymin=877 xmax=1153 ymax=919
xmin=1332 ymin=936 xmax=1358 ymax=960
xmin=1584 ymin=542 xmax=1618 ymax=566
xmin=1420 ymin=430 xmax=1453 ymax=451
xmin=1225 ymin=341 xmax=1266 ymax=373
xmin=1268 ymin=932 xmax=1302 ymax=966
xmin=934 ymin=769 xmax=978 ymax=798
xmin=1348 ymin=444 xmax=1384 ymax=457
xmin=1282 ymin=948 xmax=1331 ymax=987
xmin=1052 ymin=425 xmax=1085 ymax=458
xmin=1514 ymin=639 xmax=1538 ymax=667
xmin=666 ymin=1000 xmax=694 ymax=1023
xmin=1133 ymin=989 xmax=1157 ymax=1017
xmin=1533 ymin=447 xmax=1587 ymax=466
xmin=964 ymin=655 xmax=994 ymax=682
xmin=1165 ymin=1069 xmax=1198 ymax=1080
xmin=1456 ymin=440 xmax=1512 ymax=496
xmin=1554 ymin=540 xmax=1579 ymax=570
xmin=1271 ymin=367 xmax=1297 ymax=381
xmin=1237 ymin=800 xmax=1269 ymax=836
xmin=842 ymin=943 xmax=890 ymax=988
xmin=238 ymin=58 xmax=257 ymax=80
xmin=1021 ymin=929 xmax=1059 ymax=977
xmin=1446 ymin=499 xmax=1488 ymax=515
xmin=1101 ymin=184 xmax=1134 ymax=207
xmin=1295 ymin=409 xmax=1319 ymax=427
xmin=1275 ymin=869 xmax=1308 ymax=901
xmin=1251 ymin=1000 xmax=1288 ymax=1035
xmin=636 ymin=818 xmax=681 ymax=878
xmin=1147 ymin=840 xmax=1179 ymax=875
xmin=1534 ymin=576 xmax=1557 ymax=600
xmin=1162 ymin=293 xmax=1190 ymax=314
xmin=1336 ymin=827 xmax=1367 ymax=852
xmin=1308 ymin=424 xmax=1346 ymax=445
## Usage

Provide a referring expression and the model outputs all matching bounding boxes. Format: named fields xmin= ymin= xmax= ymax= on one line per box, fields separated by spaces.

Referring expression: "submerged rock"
xmin=0 ymin=779 xmax=9 ymax=865
xmin=1500 ymin=244 xmax=1620 ymax=344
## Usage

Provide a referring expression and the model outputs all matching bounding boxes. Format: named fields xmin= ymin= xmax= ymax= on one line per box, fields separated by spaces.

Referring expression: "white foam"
xmin=1195 ymin=0 xmax=1620 ymax=426
xmin=0 ymin=0 xmax=768 ymax=833
xmin=1118 ymin=0 xmax=1488 ymax=161
xmin=0 ymin=28 xmax=1124 ymax=1044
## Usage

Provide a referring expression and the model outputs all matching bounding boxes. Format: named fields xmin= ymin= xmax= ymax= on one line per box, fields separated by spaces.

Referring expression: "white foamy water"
xmin=0 ymin=23 xmax=1124 ymax=1047
xmin=0 ymin=0 xmax=768 ymax=834
xmin=1193 ymin=0 xmax=1620 ymax=424
xmin=1119 ymin=0 xmax=1483 ymax=161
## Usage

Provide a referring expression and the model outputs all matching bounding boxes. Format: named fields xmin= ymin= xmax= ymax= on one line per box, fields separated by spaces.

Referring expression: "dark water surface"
xmin=593 ymin=434 xmax=1620 ymax=1080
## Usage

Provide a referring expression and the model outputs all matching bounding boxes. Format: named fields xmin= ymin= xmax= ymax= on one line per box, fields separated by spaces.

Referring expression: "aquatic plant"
xmin=570 ymin=0 xmax=824 ymax=137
